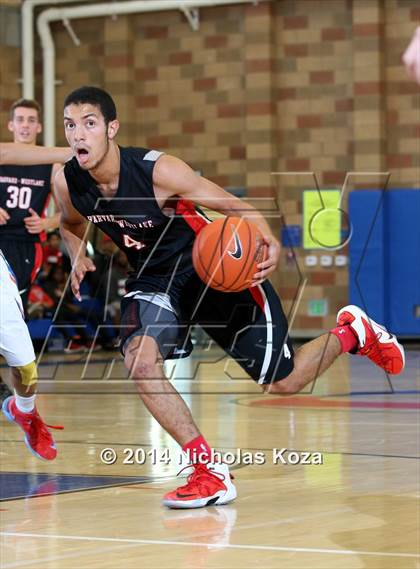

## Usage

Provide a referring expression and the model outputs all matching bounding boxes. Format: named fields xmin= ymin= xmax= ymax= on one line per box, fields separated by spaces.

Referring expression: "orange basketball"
xmin=192 ymin=217 xmax=268 ymax=292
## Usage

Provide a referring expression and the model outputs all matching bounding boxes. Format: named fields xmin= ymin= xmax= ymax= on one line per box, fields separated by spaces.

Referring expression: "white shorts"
xmin=0 ymin=249 xmax=35 ymax=367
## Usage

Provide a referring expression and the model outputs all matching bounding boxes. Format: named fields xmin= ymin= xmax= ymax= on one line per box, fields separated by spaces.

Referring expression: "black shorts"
xmin=120 ymin=269 xmax=294 ymax=385
xmin=0 ymin=240 xmax=43 ymax=311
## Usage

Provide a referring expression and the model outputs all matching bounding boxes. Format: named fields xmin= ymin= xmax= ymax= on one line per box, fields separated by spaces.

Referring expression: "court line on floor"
xmin=30 ymin=388 xmax=420 ymax=395
xmin=17 ymin=413 xmax=420 ymax=427
xmin=248 ymin=395 xmax=420 ymax=410
xmin=6 ymin=406 xmax=416 ymax=426
xmin=1 ymin=531 xmax=418 ymax=559
xmin=233 ymin=398 xmax=420 ymax=414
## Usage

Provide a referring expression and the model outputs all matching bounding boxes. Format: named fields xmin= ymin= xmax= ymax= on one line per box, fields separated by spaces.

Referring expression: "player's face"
xmin=8 ymin=107 xmax=41 ymax=145
xmin=63 ymin=103 xmax=118 ymax=171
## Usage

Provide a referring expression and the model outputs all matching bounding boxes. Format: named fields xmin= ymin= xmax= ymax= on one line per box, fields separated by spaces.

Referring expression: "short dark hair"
xmin=64 ymin=86 xmax=117 ymax=124
xmin=47 ymin=230 xmax=60 ymax=240
xmin=10 ymin=98 xmax=42 ymax=121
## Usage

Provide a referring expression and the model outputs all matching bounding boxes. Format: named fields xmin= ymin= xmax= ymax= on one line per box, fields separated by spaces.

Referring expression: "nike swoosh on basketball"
xmin=227 ymin=226 xmax=243 ymax=260
xmin=176 ymin=492 xmax=196 ymax=498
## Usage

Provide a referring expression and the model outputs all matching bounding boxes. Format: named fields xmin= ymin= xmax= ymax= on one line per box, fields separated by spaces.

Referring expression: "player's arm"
xmin=24 ymin=164 xmax=63 ymax=234
xmin=153 ymin=154 xmax=280 ymax=284
xmin=44 ymin=163 xmax=63 ymax=231
xmin=0 ymin=143 xmax=72 ymax=165
xmin=54 ymin=168 xmax=95 ymax=300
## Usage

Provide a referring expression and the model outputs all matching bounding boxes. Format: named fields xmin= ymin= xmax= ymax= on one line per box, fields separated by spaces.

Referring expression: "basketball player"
xmin=55 ymin=86 xmax=405 ymax=509
xmin=0 ymin=99 xmax=63 ymax=311
xmin=0 ymin=143 xmax=70 ymax=456
xmin=0 ymin=100 xmax=65 ymax=400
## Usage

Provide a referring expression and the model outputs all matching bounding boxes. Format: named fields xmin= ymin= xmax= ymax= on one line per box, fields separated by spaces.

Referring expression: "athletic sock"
xmin=14 ymin=392 xmax=36 ymax=414
xmin=330 ymin=325 xmax=358 ymax=354
xmin=182 ymin=435 xmax=212 ymax=465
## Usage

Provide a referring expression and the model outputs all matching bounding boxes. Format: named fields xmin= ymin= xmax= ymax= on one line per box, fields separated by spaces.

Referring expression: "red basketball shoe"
xmin=64 ymin=338 xmax=86 ymax=354
xmin=163 ymin=462 xmax=237 ymax=509
xmin=337 ymin=305 xmax=405 ymax=375
xmin=2 ymin=396 xmax=63 ymax=460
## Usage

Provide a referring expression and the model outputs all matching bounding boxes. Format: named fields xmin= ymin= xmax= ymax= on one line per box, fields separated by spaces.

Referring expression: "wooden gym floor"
xmin=0 ymin=345 xmax=419 ymax=568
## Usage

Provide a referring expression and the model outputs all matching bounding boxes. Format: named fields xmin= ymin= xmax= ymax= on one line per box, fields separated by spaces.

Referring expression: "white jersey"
xmin=0 ymin=249 xmax=35 ymax=367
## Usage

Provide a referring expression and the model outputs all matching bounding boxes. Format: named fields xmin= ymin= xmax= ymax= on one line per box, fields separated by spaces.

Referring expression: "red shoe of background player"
xmin=337 ymin=305 xmax=405 ymax=375
xmin=64 ymin=338 xmax=86 ymax=354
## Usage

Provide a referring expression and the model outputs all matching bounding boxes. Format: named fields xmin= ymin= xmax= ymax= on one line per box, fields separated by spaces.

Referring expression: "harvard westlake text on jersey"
xmin=64 ymin=147 xmax=209 ymax=277
xmin=0 ymin=164 xmax=52 ymax=242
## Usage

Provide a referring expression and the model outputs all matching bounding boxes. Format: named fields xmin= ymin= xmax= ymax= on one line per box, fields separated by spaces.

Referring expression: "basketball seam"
xmin=193 ymin=218 xmax=227 ymax=288
xmin=229 ymin=217 xmax=255 ymax=290
xmin=227 ymin=219 xmax=263 ymax=292
xmin=193 ymin=230 xmax=218 ymax=284
xmin=221 ymin=216 xmax=249 ymax=292
xmin=219 ymin=216 xmax=229 ymax=288
xmin=242 ymin=233 xmax=266 ymax=286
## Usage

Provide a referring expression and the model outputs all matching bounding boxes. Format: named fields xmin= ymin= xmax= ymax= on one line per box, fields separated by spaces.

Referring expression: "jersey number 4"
xmin=123 ymin=234 xmax=146 ymax=250
xmin=6 ymin=185 xmax=32 ymax=209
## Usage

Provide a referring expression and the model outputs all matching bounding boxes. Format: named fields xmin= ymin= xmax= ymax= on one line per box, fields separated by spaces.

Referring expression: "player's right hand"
xmin=0 ymin=207 xmax=10 ymax=225
xmin=71 ymin=257 xmax=96 ymax=301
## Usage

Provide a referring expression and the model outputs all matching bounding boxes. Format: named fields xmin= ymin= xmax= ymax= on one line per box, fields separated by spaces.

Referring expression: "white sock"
xmin=14 ymin=392 xmax=36 ymax=414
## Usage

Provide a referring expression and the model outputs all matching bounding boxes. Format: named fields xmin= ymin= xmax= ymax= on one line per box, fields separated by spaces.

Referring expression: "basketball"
xmin=192 ymin=216 xmax=268 ymax=292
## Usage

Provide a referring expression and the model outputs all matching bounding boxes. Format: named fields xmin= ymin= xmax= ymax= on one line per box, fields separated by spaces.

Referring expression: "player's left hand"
xmin=251 ymin=234 xmax=281 ymax=286
xmin=24 ymin=208 xmax=46 ymax=234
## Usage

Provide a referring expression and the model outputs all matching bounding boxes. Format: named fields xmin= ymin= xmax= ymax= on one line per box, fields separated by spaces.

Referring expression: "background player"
xmin=0 ymin=99 xmax=64 ymax=400
xmin=0 ymin=99 xmax=63 ymax=311
xmin=55 ymin=86 xmax=405 ymax=509
xmin=0 ymin=142 xmax=72 ymax=401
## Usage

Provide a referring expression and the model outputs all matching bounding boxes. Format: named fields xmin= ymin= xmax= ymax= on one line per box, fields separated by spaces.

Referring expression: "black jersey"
xmin=0 ymin=163 xmax=52 ymax=242
xmin=64 ymin=147 xmax=209 ymax=277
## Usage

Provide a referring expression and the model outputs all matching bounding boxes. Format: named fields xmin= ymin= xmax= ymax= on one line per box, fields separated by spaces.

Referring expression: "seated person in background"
xmin=42 ymin=231 xmax=63 ymax=267
xmin=90 ymin=235 xmax=117 ymax=277
xmin=27 ymin=283 xmax=54 ymax=319
xmin=37 ymin=230 xmax=65 ymax=283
